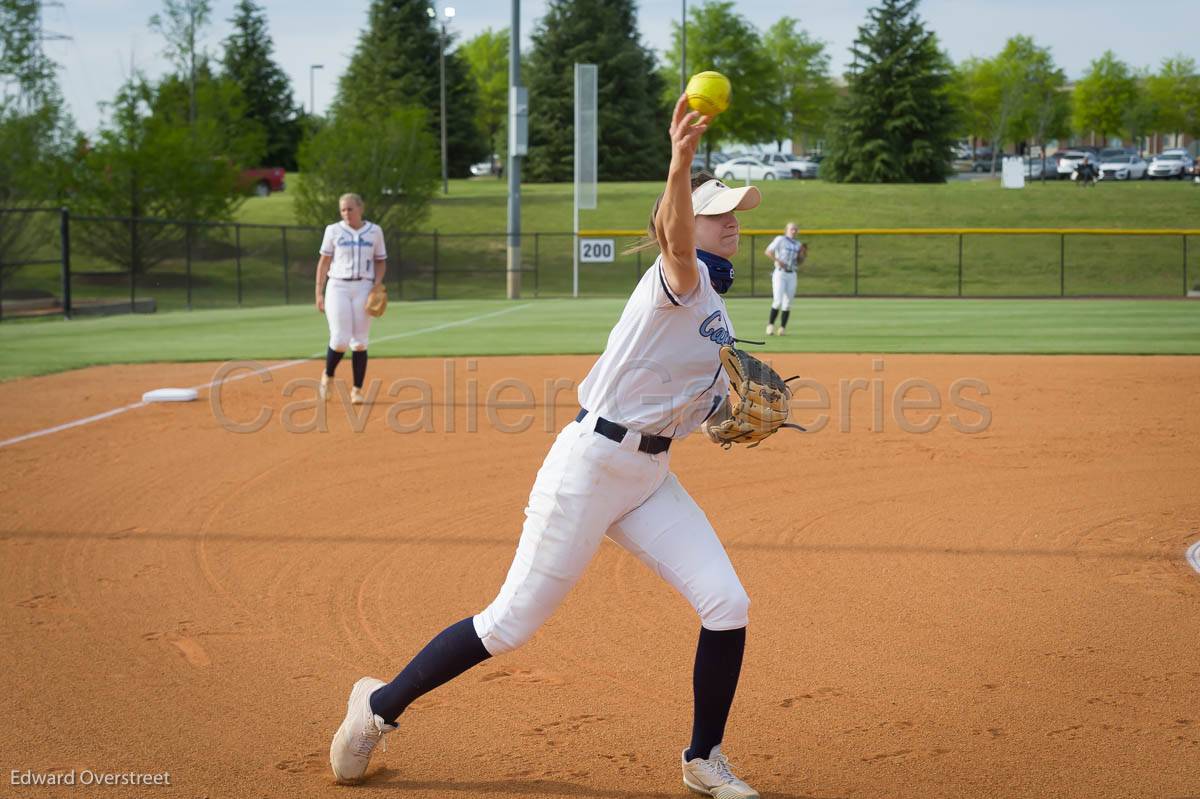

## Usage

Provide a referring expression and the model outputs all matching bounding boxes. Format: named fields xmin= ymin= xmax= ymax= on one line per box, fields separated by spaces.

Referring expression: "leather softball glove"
xmin=365 ymin=284 xmax=388 ymax=317
xmin=704 ymin=345 xmax=804 ymax=448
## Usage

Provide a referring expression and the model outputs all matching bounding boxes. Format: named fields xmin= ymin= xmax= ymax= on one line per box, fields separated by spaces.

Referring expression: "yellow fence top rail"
xmin=579 ymin=228 xmax=1200 ymax=237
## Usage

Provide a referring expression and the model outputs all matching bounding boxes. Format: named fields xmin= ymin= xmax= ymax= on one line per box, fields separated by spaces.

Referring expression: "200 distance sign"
xmin=579 ymin=239 xmax=615 ymax=263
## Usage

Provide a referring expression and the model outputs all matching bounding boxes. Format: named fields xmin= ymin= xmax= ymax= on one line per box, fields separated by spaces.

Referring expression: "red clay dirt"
xmin=1 ymin=353 xmax=1197 ymax=799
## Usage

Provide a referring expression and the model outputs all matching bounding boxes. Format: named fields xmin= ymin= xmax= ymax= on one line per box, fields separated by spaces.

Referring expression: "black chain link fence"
xmin=1 ymin=208 xmax=1196 ymax=321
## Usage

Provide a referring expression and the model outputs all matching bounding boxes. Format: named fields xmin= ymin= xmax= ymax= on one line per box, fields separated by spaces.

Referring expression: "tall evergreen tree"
xmin=335 ymin=0 xmax=484 ymax=178
xmin=524 ymin=0 xmax=666 ymax=182
xmin=221 ymin=0 xmax=302 ymax=169
xmin=825 ymin=0 xmax=957 ymax=183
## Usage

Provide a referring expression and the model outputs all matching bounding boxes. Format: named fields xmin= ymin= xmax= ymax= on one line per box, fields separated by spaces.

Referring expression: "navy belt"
xmin=576 ymin=409 xmax=671 ymax=455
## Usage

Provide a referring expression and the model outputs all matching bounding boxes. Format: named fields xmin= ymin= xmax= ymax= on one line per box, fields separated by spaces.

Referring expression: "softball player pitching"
xmin=329 ymin=95 xmax=763 ymax=798
xmin=763 ymin=222 xmax=806 ymax=336
xmin=315 ymin=193 xmax=387 ymax=405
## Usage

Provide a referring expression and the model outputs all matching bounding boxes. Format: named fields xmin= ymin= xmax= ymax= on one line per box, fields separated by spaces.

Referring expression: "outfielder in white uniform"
xmin=329 ymin=96 xmax=765 ymax=799
xmin=763 ymin=222 xmax=806 ymax=337
xmin=315 ymin=193 xmax=387 ymax=405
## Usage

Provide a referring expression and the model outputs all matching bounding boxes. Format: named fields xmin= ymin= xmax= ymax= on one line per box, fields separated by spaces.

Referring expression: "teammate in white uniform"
xmin=329 ymin=96 xmax=764 ymax=799
xmin=315 ymin=193 xmax=387 ymax=405
xmin=763 ymin=222 xmax=806 ymax=336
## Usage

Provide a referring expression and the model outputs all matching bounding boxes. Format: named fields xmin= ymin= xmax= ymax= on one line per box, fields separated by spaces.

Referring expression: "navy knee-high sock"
xmin=369 ymin=618 xmax=491 ymax=723
xmin=781 ymin=310 xmax=791 ymax=329
xmin=325 ymin=347 xmax=344 ymax=377
xmin=768 ymin=307 xmax=780 ymax=324
xmin=685 ymin=626 xmax=746 ymax=762
xmin=351 ymin=349 xmax=367 ymax=388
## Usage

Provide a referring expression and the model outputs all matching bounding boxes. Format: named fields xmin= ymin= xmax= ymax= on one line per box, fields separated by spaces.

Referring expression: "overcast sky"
xmin=40 ymin=0 xmax=1200 ymax=135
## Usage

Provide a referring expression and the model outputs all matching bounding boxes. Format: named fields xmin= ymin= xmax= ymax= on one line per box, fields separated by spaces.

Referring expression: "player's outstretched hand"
xmin=669 ymin=92 xmax=709 ymax=163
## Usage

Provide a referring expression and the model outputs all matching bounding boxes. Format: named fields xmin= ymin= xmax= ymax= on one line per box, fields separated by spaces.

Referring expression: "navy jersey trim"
xmin=658 ymin=263 xmax=680 ymax=306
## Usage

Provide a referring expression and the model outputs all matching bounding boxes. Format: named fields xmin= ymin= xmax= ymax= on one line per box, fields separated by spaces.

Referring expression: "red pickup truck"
xmin=240 ymin=167 xmax=286 ymax=197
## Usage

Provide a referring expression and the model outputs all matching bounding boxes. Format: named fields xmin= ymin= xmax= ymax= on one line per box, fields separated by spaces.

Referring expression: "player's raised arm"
xmin=656 ymin=93 xmax=709 ymax=298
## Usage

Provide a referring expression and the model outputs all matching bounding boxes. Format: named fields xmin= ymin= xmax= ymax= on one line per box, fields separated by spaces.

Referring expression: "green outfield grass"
xmin=1 ymin=298 xmax=1196 ymax=380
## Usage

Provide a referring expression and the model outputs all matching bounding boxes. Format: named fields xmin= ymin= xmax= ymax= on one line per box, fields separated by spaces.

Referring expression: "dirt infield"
xmin=1 ymin=354 xmax=1197 ymax=799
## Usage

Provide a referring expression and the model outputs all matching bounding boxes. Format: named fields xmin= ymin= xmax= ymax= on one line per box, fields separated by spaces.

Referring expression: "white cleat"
xmin=330 ymin=677 xmax=396 ymax=784
xmin=682 ymin=745 xmax=760 ymax=799
xmin=776 ymin=326 xmax=786 ymax=337
xmin=765 ymin=323 xmax=774 ymax=336
xmin=319 ymin=373 xmax=332 ymax=402
xmin=350 ymin=386 xmax=365 ymax=405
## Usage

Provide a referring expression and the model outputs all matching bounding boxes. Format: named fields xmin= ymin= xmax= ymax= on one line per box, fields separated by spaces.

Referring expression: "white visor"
xmin=691 ymin=178 xmax=761 ymax=216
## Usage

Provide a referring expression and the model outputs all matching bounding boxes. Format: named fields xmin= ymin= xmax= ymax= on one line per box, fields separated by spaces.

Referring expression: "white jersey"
xmin=578 ymin=254 xmax=734 ymax=438
xmin=767 ymin=235 xmax=803 ymax=271
xmin=320 ymin=221 xmax=387 ymax=280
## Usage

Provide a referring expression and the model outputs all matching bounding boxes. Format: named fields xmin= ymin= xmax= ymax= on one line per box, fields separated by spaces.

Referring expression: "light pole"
xmin=429 ymin=5 xmax=455 ymax=195
xmin=507 ymin=0 xmax=522 ymax=299
xmin=309 ymin=64 xmax=324 ymax=116
xmin=680 ymin=0 xmax=687 ymax=93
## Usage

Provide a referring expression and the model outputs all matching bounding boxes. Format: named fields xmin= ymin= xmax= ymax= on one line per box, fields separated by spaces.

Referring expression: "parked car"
xmin=1147 ymin=151 xmax=1195 ymax=179
xmin=1024 ymin=157 xmax=1060 ymax=179
xmin=718 ymin=156 xmax=793 ymax=182
xmin=1056 ymin=151 xmax=1096 ymax=180
xmin=758 ymin=152 xmax=820 ymax=178
xmin=239 ymin=167 xmax=286 ymax=197
xmin=469 ymin=159 xmax=498 ymax=177
xmin=1099 ymin=147 xmax=1137 ymax=161
xmin=1098 ymin=154 xmax=1148 ymax=181
xmin=691 ymin=152 xmax=730 ymax=174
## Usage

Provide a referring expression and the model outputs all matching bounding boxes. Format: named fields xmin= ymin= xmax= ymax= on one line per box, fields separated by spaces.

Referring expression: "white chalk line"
xmin=0 ymin=303 xmax=533 ymax=450
xmin=1187 ymin=539 xmax=1200 ymax=577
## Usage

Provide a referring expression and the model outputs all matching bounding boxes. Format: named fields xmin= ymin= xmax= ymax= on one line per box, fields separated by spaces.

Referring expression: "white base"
xmin=1187 ymin=540 xmax=1200 ymax=576
xmin=142 ymin=388 xmax=199 ymax=403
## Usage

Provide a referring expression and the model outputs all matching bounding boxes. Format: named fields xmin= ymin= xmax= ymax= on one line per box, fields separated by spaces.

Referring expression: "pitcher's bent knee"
xmin=699 ymin=584 xmax=750 ymax=631
xmin=472 ymin=610 xmax=537 ymax=656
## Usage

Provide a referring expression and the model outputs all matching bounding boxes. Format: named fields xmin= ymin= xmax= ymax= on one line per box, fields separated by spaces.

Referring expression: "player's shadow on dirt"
xmin=356 ymin=772 xmax=840 ymax=798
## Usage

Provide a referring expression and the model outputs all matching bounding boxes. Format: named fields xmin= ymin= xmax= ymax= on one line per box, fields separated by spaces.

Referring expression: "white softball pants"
xmin=770 ymin=269 xmax=797 ymax=311
xmin=325 ymin=278 xmax=372 ymax=351
xmin=473 ymin=415 xmax=749 ymax=655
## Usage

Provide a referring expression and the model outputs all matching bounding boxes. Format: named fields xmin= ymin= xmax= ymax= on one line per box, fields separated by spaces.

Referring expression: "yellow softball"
xmin=686 ymin=71 xmax=732 ymax=117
